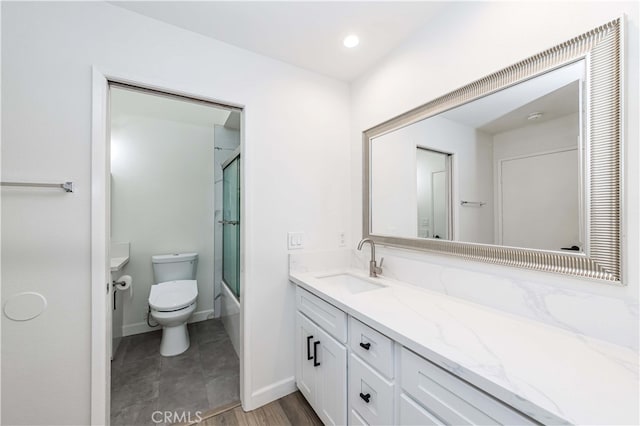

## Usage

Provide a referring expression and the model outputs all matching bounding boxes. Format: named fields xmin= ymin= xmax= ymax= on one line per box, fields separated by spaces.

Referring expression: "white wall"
xmin=351 ymin=1 xmax=639 ymax=349
xmin=1 ymin=2 xmax=350 ymax=424
xmin=371 ymin=115 xmax=494 ymax=242
xmin=492 ymin=113 xmax=579 ymax=161
xmin=2 ymin=2 xmax=638 ymax=424
xmin=370 ymin=129 xmax=418 ymax=237
xmin=111 ymin=114 xmax=216 ymax=335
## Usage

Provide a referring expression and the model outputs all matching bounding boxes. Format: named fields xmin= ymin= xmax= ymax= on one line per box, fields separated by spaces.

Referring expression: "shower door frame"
xmin=90 ymin=68 xmax=246 ymax=425
xmin=221 ymin=148 xmax=241 ymax=300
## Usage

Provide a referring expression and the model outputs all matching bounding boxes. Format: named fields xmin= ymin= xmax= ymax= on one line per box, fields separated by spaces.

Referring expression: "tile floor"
xmin=111 ymin=319 xmax=239 ymax=426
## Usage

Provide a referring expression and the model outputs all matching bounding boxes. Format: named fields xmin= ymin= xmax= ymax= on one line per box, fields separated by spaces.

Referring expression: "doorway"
xmin=91 ymin=72 xmax=244 ymax=425
xmin=416 ymin=147 xmax=452 ymax=240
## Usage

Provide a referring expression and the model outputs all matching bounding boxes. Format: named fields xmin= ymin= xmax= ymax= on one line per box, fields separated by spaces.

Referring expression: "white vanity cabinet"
xmin=399 ymin=348 xmax=536 ymax=425
xmin=295 ymin=287 xmax=348 ymax=426
xmin=348 ymin=318 xmax=395 ymax=425
xmin=294 ymin=285 xmax=537 ymax=426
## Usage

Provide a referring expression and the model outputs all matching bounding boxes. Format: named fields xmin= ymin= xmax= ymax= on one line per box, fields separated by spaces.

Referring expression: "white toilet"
xmin=148 ymin=252 xmax=199 ymax=356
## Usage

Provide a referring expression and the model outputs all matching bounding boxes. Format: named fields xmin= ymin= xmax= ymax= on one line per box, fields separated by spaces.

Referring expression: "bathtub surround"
xmin=221 ymin=276 xmax=241 ymax=357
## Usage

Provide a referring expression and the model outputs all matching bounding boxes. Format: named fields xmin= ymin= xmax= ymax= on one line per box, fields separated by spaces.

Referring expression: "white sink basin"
xmin=316 ymin=273 xmax=386 ymax=294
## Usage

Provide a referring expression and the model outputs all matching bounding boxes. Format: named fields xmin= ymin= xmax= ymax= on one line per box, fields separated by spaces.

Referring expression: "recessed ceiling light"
xmin=527 ymin=112 xmax=544 ymax=121
xmin=343 ymin=35 xmax=359 ymax=48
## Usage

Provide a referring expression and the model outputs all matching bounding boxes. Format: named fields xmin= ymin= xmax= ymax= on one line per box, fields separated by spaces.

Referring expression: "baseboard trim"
xmin=122 ymin=309 xmax=214 ymax=337
xmin=247 ymin=376 xmax=297 ymax=410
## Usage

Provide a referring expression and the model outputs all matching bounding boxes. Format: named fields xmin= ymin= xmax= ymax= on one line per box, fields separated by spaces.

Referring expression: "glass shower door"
xmin=222 ymin=155 xmax=240 ymax=298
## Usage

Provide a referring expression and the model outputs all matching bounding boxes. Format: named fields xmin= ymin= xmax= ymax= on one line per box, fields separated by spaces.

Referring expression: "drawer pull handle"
xmin=313 ymin=341 xmax=321 ymax=367
xmin=306 ymin=335 xmax=314 ymax=360
xmin=359 ymin=342 xmax=371 ymax=350
xmin=359 ymin=392 xmax=371 ymax=403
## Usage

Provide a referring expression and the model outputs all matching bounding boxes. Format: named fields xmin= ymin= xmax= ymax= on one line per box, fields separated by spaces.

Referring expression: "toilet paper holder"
xmin=113 ymin=275 xmax=132 ymax=289
xmin=112 ymin=275 xmax=133 ymax=310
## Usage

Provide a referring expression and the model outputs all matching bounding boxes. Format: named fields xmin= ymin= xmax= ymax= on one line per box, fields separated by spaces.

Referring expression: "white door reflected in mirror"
xmin=369 ymin=59 xmax=585 ymax=253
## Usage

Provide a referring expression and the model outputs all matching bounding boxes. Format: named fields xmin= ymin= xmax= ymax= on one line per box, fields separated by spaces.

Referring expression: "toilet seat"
xmin=149 ymin=280 xmax=198 ymax=312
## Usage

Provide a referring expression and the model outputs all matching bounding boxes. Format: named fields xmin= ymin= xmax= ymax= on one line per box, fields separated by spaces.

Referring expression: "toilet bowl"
xmin=149 ymin=252 xmax=199 ymax=356
xmin=149 ymin=279 xmax=198 ymax=356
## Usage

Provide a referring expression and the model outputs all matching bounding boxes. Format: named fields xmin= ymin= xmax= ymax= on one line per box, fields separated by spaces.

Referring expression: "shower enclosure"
xmin=221 ymin=153 xmax=240 ymax=298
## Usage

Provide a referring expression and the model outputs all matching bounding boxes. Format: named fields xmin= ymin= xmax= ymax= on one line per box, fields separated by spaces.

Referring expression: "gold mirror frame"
xmin=363 ymin=18 xmax=623 ymax=284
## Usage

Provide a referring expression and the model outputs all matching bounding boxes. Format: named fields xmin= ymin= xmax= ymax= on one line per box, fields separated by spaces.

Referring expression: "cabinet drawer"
xmin=401 ymin=348 xmax=535 ymax=425
xmin=349 ymin=317 xmax=394 ymax=379
xmin=349 ymin=409 xmax=368 ymax=426
xmin=349 ymin=353 xmax=394 ymax=426
xmin=296 ymin=286 xmax=347 ymax=343
xmin=399 ymin=393 xmax=444 ymax=426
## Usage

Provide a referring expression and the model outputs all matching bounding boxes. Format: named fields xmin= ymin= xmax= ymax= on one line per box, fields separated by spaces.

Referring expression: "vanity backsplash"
xmin=290 ymin=248 xmax=638 ymax=350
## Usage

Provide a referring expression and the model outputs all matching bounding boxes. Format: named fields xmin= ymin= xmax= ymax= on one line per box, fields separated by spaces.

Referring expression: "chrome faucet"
xmin=357 ymin=238 xmax=383 ymax=277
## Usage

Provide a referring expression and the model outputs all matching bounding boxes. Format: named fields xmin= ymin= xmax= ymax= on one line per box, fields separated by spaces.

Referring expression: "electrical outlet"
xmin=287 ymin=232 xmax=305 ymax=250
xmin=339 ymin=231 xmax=346 ymax=247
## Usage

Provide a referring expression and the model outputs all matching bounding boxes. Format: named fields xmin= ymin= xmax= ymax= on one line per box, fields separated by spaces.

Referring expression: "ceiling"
xmin=478 ymin=82 xmax=579 ymax=135
xmin=108 ymin=1 xmax=447 ymax=81
xmin=441 ymin=60 xmax=584 ymax=134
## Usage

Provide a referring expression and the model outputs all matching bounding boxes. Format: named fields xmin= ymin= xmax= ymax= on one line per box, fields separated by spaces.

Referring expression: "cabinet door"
xmin=296 ymin=312 xmax=317 ymax=403
xmin=315 ymin=325 xmax=347 ymax=426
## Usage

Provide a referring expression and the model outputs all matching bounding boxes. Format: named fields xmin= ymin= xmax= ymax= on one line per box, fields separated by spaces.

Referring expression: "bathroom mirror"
xmin=363 ymin=18 xmax=623 ymax=283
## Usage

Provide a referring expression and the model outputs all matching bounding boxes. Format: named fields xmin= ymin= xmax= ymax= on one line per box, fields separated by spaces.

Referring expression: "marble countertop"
xmin=290 ymin=268 xmax=639 ymax=425
xmin=110 ymin=256 xmax=129 ymax=272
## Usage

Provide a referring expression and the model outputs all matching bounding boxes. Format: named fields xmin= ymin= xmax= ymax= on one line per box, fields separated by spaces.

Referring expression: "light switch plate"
xmin=287 ymin=232 xmax=304 ymax=250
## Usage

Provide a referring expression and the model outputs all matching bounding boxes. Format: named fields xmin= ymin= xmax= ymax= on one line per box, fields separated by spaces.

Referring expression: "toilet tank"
xmin=152 ymin=253 xmax=198 ymax=284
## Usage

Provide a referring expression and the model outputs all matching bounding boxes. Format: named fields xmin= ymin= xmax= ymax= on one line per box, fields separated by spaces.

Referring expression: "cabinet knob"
xmin=359 ymin=392 xmax=371 ymax=403
xmin=359 ymin=342 xmax=371 ymax=350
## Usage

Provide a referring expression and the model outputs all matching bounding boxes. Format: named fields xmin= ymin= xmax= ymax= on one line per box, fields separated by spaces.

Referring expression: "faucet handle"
xmin=374 ymin=257 xmax=384 ymax=276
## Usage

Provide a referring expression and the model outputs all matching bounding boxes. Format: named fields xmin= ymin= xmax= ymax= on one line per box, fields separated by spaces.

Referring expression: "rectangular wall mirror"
xmin=363 ymin=18 xmax=623 ymax=283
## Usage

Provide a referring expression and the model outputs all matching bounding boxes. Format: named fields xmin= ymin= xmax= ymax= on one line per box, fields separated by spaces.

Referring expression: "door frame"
xmin=430 ymin=169 xmax=450 ymax=240
xmin=90 ymin=68 xmax=246 ymax=424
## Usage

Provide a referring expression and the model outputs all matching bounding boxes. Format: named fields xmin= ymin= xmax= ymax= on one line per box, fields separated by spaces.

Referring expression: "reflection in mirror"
xmin=369 ymin=59 xmax=585 ymax=253
xmin=416 ymin=148 xmax=451 ymax=239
